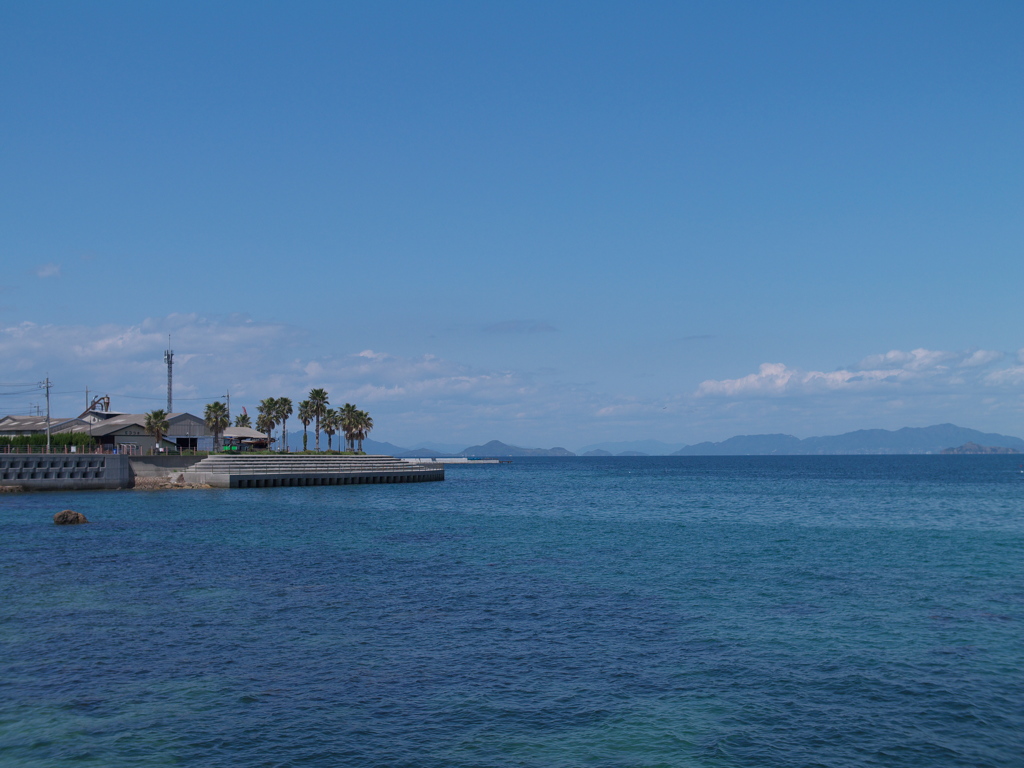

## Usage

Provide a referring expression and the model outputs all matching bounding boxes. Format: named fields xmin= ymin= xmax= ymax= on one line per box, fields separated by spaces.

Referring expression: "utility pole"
xmin=224 ymin=390 xmax=230 ymax=424
xmin=44 ymin=376 xmax=51 ymax=453
xmin=164 ymin=335 xmax=174 ymax=413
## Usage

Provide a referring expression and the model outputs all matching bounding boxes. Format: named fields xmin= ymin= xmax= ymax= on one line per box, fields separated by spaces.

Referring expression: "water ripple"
xmin=2 ymin=456 xmax=1022 ymax=766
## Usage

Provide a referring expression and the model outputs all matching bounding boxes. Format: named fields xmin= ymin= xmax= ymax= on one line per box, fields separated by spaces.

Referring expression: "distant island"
xmin=366 ymin=439 xmax=577 ymax=458
xmin=670 ymin=424 xmax=1024 ymax=456
xmin=457 ymin=440 xmax=575 ymax=458
xmin=940 ymin=442 xmax=1020 ymax=455
xmin=364 ymin=424 xmax=1024 ymax=458
xmin=580 ymin=448 xmax=651 ymax=457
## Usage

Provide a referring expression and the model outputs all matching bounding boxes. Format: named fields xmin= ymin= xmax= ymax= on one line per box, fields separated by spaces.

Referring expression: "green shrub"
xmin=0 ymin=432 xmax=97 ymax=449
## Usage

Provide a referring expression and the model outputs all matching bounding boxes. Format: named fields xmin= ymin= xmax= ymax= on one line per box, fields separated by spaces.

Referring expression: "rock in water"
xmin=54 ymin=509 xmax=89 ymax=525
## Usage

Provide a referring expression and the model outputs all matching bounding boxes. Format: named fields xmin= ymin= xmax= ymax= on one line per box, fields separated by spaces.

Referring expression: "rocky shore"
xmin=132 ymin=475 xmax=212 ymax=490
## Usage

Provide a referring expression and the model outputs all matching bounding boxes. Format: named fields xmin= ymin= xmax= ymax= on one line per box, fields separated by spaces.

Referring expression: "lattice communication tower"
xmin=164 ymin=337 xmax=174 ymax=413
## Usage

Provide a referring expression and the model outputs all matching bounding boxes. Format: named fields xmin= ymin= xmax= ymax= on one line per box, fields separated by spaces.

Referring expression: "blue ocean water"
xmin=2 ymin=456 xmax=1023 ymax=767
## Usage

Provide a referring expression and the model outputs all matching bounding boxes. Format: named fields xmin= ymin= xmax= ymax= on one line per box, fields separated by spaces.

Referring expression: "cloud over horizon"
xmin=0 ymin=315 xmax=608 ymax=444
xmin=687 ymin=348 xmax=1024 ymax=443
xmin=697 ymin=348 xmax=1014 ymax=398
xmin=3 ymin=315 xmax=1024 ymax=446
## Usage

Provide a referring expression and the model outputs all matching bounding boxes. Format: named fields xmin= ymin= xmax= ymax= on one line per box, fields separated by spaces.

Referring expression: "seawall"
xmin=0 ymin=454 xmax=443 ymax=490
xmin=0 ymin=454 xmax=131 ymax=490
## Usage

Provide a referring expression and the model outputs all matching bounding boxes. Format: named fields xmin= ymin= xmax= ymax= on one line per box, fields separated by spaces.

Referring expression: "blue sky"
xmin=2 ymin=1 xmax=1022 ymax=448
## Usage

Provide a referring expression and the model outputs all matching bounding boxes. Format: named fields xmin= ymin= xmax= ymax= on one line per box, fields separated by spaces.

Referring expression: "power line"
xmin=1 ymin=388 xmax=223 ymax=401
xmin=30 ymin=389 xmax=225 ymax=402
xmin=103 ymin=392 xmax=227 ymax=402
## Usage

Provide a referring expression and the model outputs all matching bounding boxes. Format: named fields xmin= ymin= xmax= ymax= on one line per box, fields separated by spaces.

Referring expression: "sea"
xmin=2 ymin=456 xmax=1023 ymax=767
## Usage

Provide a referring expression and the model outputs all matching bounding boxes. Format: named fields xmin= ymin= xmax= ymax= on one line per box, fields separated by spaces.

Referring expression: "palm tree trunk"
xmin=302 ymin=426 xmax=308 ymax=451
xmin=315 ymin=416 xmax=320 ymax=452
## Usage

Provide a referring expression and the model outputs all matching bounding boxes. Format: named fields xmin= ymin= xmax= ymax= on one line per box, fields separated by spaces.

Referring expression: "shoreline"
xmin=1 ymin=453 xmax=443 ymax=491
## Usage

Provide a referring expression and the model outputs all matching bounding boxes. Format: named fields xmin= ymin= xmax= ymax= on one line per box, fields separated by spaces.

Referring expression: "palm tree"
xmin=234 ymin=412 xmax=251 ymax=428
xmin=297 ymin=399 xmax=313 ymax=452
xmin=322 ymin=408 xmax=340 ymax=452
xmin=257 ymin=397 xmax=278 ymax=449
xmin=339 ymin=402 xmax=359 ymax=452
xmin=204 ymin=401 xmax=230 ymax=452
xmin=255 ymin=412 xmax=275 ymax=448
xmin=355 ymin=410 xmax=373 ymax=453
xmin=276 ymin=397 xmax=293 ymax=453
xmin=307 ymin=388 xmax=329 ymax=452
xmin=144 ymin=409 xmax=170 ymax=454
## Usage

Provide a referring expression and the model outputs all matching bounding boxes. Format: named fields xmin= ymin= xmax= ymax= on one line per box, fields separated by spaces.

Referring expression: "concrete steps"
xmin=183 ymin=454 xmax=444 ymax=488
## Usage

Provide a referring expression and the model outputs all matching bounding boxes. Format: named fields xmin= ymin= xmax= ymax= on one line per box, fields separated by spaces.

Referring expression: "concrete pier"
xmin=182 ymin=454 xmax=444 ymax=488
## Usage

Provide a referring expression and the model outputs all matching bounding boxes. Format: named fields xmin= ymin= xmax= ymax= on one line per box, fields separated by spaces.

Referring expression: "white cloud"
xmin=34 ymin=263 xmax=61 ymax=279
xmin=984 ymin=366 xmax=1024 ymax=387
xmin=0 ymin=314 xmax=605 ymax=445
xmin=697 ymin=362 xmax=899 ymax=397
xmin=855 ymin=348 xmax=957 ymax=371
xmin=0 ymin=315 xmax=306 ymax=409
xmin=959 ymin=349 xmax=1004 ymax=368
xmin=698 ymin=348 xmax=1014 ymax=400
xmin=4 ymin=315 xmax=1023 ymax=446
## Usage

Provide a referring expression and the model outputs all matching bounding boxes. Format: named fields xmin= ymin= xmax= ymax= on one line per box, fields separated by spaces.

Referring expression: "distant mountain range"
xmin=301 ymin=424 xmax=1024 ymax=458
xmin=364 ymin=438 xmax=575 ymax=457
xmin=287 ymin=436 xmax=468 ymax=455
xmin=671 ymin=424 xmax=1024 ymax=455
xmin=457 ymin=440 xmax=575 ymax=457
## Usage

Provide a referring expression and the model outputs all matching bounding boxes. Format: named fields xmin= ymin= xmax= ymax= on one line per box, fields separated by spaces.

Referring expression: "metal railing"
xmin=1 ymin=445 xmax=107 ymax=455
xmin=190 ymin=457 xmax=439 ymax=476
xmin=201 ymin=468 xmax=441 ymax=477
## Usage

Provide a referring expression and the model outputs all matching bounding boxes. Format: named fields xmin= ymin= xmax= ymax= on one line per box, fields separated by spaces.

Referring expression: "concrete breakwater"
xmin=0 ymin=454 xmax=443 ymax=491
xmin=0 ymin=454 xmax=132 ymax=490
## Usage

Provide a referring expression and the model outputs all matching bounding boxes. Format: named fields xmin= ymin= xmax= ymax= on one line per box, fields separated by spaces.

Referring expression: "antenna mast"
xmin=44 ymin=376 xmax=51 ymax=453
xmin=164 ymin=336 xmax=174 ymax=413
